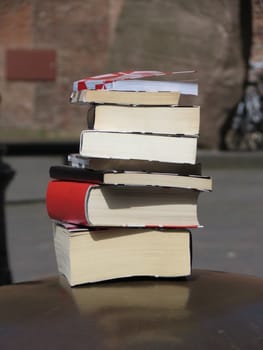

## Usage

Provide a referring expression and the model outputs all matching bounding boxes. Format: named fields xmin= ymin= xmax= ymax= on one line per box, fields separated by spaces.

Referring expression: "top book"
xmin=70 ymin=70 xmax=198 ymax=105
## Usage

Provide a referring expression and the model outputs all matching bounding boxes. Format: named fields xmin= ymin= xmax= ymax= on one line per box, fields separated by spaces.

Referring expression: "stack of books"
xmin=46 ymin=70 xmax=212 ymax=286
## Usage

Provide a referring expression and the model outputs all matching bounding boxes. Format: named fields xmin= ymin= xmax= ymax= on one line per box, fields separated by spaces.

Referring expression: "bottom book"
xmin=53 ymin=223 xmax=192 ymax=286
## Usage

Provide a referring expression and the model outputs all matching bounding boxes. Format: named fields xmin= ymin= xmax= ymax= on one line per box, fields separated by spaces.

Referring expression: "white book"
xmin=101 ymin=79 xmax=198 ymax=95
xmin=79 ymin=131 xmax=197 ymax=164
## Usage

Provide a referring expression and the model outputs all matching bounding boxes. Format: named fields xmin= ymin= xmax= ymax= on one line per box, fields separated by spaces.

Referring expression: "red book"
xmin=46 ymin=181 xmax=94 ymax=226
xmin=46 ymin=180 xmax=201 ymax=228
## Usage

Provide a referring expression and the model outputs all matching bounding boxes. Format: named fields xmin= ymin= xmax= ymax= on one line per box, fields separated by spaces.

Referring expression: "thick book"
xmin=70 ymin=70 xmax=197 ymax=105
xmin=46 ymin=180 xmax=201 ymax=227
xmin=49 ymin=165 xmax=212 ymax=191
xmin=79 ymin=131 xmax=197 ymax=164
xmin=53 ymin=222 xmax=192 ymax=286
xmin=67 ymin=153 xmax=202 ymax=175
xmin=87 ymin=104 xmax=200 ymax=136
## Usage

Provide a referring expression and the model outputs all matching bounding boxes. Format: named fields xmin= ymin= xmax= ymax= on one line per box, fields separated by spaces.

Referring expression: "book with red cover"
xmin=73 ymin=70 xmax=197 ymax=93
xmin=70 ymin=70 xmax=198 ymax=106
xmin=46 ymin=180 xmax=201 ymax=228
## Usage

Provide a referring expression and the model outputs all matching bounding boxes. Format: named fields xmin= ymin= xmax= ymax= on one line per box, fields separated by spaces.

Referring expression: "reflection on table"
xmin=0 ymin=270 xmax=263 ymax=349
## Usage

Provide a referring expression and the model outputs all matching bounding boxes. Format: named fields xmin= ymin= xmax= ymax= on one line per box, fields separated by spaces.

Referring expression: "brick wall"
xmin=0 ymin=0 xmax=124 ymax=141
xmin=0 ymin=0 xmax=261 ymax=145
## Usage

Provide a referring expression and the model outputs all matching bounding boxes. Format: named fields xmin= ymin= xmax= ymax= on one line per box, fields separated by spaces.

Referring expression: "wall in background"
xmin=0 ymin=0 xmax=123 ymax=141
xmin=0 ymin=0 xmax=261 ymax=148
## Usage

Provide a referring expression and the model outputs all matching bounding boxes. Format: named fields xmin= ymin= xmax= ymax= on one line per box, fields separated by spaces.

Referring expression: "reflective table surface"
xmin=0 ymin=270 xmax=263 ymax=349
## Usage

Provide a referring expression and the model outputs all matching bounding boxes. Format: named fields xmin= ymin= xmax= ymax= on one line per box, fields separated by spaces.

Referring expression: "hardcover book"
xmin=46 ymin=180 xmax=201 ymax=227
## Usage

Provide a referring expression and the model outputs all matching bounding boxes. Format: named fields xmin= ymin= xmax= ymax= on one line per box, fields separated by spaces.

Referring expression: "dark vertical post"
xmin=0 ymin=146 xmax=15 ymax=285
xmin=219 ymin=0 xmax=252 ymax=149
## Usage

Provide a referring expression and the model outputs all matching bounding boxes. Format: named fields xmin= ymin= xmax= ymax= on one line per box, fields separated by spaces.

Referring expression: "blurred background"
xmin=0 ymin=0 xmax=263 ymax=283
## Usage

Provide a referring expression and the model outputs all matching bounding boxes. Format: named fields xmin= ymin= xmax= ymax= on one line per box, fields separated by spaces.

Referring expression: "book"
xmin=87 ymin=79 xmax=197 ymax=94
xmin=70 ymin=70 xmax=197 ymax=105
xmin=49 ymin=165 xmax=212 ymax=191
xmin=53 ymin=222 xmax=192 ymax=286
xmin=87 ymin=104 xmax=200 ymax=136
xmin=46 ymin=180 xmax=201 ymax=227
xmin=72 ymin=70 xmax=198 ymax=92
xmin=79 ymin=131 xmax=197 ymax=164
xmin=70 ymin=89 xmax=181 ymax=106
xmin=67 ymin=153 xmax=202 ymax=175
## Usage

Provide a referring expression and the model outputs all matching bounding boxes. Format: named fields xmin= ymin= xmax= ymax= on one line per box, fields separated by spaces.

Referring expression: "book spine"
xmin=46 ymin=180 xmax=98 ymax=226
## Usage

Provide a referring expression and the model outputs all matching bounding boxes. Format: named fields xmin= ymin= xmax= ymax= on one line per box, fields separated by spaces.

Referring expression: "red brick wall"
xmin=1 ymin=0 xmax=261 ymax=145
xmin=0 ymin=0 xmax=124 ymax=141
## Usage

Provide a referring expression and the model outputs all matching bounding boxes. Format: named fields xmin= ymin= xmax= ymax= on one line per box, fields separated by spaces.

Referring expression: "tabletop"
xmin=0 ymin=269 xmax=263 ymax=349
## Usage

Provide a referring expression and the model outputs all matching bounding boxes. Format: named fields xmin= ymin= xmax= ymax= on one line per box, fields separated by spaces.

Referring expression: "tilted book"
xmin=67 ymin=153 xmax=202 ymax=175
xmin=70 ymin=70 xmax=197 ymax=105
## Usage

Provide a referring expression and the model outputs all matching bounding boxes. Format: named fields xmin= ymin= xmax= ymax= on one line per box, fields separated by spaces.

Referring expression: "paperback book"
xmin=53 ymin=222 xmax=192 ymax=286
xmin=70 ymin=70 xmax=198 ymax=105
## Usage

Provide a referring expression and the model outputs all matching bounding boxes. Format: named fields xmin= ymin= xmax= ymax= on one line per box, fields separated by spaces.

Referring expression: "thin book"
xmin=49 ymin=165 xmax=212 ymax=191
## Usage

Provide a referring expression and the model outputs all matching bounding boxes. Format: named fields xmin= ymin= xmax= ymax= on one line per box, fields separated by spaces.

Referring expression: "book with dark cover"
xmin=67 ymin=153 xmax=202 ymax=175
xmin=49 ymin=165 xmax=212 ymax=191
